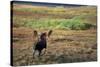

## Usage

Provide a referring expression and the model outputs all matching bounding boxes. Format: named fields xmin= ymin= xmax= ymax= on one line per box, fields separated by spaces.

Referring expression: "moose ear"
xmin=33 ymin=30 xmax=38 ymax=36
xmin=48 ymin=30 xmax=53 ymax=37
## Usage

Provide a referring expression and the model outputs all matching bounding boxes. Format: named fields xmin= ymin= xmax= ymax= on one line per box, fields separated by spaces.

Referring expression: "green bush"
xmin=58 ymin=18 xmax=93 ymax=30
xmin=13 ymin=16 xmax=95 ymax=30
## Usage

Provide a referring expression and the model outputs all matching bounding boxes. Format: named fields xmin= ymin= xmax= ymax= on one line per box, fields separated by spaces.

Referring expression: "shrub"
xmin=56 ymin=18 xmax=94 ymax=30
xmin=13 ymin=16 xmax=95 ymax=30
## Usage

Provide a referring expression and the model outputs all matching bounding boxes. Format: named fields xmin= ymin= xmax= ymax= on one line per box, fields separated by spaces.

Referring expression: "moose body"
xmin=35 ymin=40 xmax=47 ymax=51
xmin=33 ymin=30 xmax=52 ymax=57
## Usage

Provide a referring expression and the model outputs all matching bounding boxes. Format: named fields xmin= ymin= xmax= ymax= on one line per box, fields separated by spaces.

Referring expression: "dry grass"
xmin=12 ymin=3 xmax=97 ymax=66
xmin=12 ymin=28 xmax=97 ymax=66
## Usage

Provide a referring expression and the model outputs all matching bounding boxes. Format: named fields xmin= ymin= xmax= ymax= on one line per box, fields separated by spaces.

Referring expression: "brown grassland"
xmin=12 ymin=3 xmax=97 ymax=66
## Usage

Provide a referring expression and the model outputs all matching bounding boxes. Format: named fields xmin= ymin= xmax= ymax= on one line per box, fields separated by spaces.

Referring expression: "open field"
xmin=12 ymin=3 xmax=97 ymax=66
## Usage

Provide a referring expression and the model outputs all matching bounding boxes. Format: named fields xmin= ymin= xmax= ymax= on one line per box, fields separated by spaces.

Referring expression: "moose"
xmin=33 ymin=30 xmax=52 ymax=57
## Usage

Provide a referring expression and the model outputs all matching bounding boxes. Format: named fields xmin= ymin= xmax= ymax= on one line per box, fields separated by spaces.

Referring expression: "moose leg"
xmin=33 ymin=50 xmax=36 ymax=58
xmin=38 ymin=50 xmax=42 ymax=57
xmin=41 ymin=48 xmax=46 ymax=55
xmin=44 ymin=48 xmax=46 ymax=54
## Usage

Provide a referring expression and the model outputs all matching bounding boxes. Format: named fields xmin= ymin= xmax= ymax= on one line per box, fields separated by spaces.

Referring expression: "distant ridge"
xmin=12 ymin=1 xmax=88 ymax=7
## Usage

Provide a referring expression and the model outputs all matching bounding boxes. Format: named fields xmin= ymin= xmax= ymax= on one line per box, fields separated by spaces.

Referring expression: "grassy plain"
xmin=12 ymin=4 xmax=97 ymax=66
